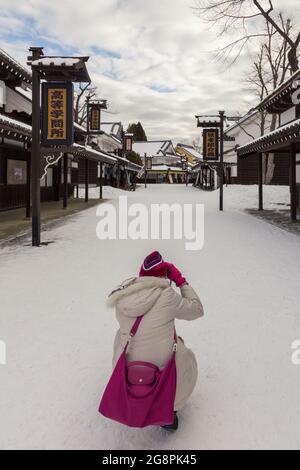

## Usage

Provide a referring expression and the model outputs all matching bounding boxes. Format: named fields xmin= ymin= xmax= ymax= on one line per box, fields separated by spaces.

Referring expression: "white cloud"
xmin=0 ymin=0 xmax=299 ymax=143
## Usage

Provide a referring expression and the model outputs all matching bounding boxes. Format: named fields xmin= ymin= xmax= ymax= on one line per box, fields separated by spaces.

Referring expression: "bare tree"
xmin=74 ymin=83 xmax=97 ymax=125
xmin=244 ymin=14 xmax=293 ymax=182
xmin=195 ymin=0 xmax=300 ymax=71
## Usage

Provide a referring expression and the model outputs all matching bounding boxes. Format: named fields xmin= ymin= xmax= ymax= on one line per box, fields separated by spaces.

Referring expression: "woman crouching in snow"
xmin=104 ymin=251 xmax=204 ymax=430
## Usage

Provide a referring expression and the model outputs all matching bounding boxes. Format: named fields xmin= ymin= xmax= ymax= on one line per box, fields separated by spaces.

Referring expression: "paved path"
xmin=0 ymin=185 xmax=300 ymax=449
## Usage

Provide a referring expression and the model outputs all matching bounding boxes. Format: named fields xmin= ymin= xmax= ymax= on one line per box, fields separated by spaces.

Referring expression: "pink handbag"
xmin=98 ymin=316 xmax=177 ymax=428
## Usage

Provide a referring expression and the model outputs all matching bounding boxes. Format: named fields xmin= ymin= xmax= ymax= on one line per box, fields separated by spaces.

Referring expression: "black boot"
xmin=161 ymin=412 xmax=178 ymax=431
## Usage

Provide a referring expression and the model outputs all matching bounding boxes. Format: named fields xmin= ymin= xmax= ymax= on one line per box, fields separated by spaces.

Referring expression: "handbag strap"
xmin=130 ymin=315 xmax=143 ymax=337
xmin=125 ymin=315 xmax=178 ymax=353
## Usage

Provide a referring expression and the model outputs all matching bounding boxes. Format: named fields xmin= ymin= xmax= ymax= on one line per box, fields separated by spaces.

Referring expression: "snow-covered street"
xmin=1 ymin=184 xmax=300 ymax=450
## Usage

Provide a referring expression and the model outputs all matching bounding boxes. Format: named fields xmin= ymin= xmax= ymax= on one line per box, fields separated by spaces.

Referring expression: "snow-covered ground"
xmin=0 ymin=184 xmax=300 ymax=450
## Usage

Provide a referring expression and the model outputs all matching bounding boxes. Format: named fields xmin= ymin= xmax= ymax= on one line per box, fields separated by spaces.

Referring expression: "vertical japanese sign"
xmin=41 ymin=81 xmax=74 ymax=146
xmin=146 ymin=157 xmax=152 ymax=170
xmin=89 ymin=106 xmax=101 ymax=132
xmin=125 ymin=136 xmax=132 ymax=152
xmin=203 ymin=129 xmax=219 ymax=160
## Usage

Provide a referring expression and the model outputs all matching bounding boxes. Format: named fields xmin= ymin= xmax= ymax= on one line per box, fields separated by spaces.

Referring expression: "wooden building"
xmin=237 ymin=70 xmax=300 ymax=219
xmin=133 ymin=140 xmax=189 ymax=183
xmin=175 ymin=143 xmax=202 ymax=164
xmin=223 ymin=72 xmax=300 ymax=187
xmin=0 ymin=48 xmax=140 ymax=212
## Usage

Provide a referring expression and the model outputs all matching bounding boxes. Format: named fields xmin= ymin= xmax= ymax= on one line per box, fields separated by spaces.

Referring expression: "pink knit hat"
xmin=139 ymin=251 xmax=169 ymax=278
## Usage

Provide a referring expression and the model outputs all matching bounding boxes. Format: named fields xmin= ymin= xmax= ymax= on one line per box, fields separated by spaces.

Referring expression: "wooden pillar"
xmin=30 ymin=47 xmax=43 ymax=246
xmin=55 ymin=159 xmax=61 ymax=201
xmin=290 ymin=143 xmax=297 ymax=220
xmin=117 ymin=164 xmax=120 ymax=188
xmin=219 ymin=110 xmax=225 ymax=211
xmin=85 ymin=158 xmax=89 ymax=202
xmin=26 ymin=151 xmax=31 ymax=218
xmin=99 ymin=162 xmax=103 ymax=199
xmin=258 ymin=152 xmax=263 ymax=210
xmin=63 ymin=153 xmax=68 ymax=209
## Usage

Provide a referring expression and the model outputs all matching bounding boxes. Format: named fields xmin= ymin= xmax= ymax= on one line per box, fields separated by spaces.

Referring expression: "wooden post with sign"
xmin=86 ymin=99 xmax=107 ymax=134
xmin=27 ymin=50 xmax=89 ymax=245
xmin=196 ymin=112 xmax=225 ymax=211
xmin=29 ymin=47 xmax=43 ymax=246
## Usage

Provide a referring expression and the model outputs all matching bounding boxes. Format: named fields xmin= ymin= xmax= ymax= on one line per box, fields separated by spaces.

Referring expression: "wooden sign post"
xmin=86 ymin=99 xmax=107 ymax=134
xmin=195 ymin=110 xmax=225 ymax=211
xmin=28 ymin=48 xmax=90 ymax=246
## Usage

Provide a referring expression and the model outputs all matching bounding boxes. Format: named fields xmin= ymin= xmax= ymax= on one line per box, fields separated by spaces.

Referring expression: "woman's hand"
xmin=166 ymin=263 xmax=186 ymax=287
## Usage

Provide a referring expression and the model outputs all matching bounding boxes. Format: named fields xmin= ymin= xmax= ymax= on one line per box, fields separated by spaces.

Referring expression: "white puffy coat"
xmin=107 ymin=276 xmax=204 ymax=410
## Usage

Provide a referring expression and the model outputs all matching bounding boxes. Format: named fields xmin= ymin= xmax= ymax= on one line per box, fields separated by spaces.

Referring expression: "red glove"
xmin=166 ymin=263 xmax=186 ymax=287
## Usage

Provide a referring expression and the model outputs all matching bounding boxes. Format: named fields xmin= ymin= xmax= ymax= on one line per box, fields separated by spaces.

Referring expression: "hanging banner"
xmin=203 ymin=128 xmax=219 ymax=160
xmin=124 ymin=136 xmax=133 ymax=152
xmin=89 ymin=105 xmax=101 ymax=132
xmin=146 ymin=157 xmax=152 ymax=170
xmin=41 ymin=81 xmax=74 ymax=146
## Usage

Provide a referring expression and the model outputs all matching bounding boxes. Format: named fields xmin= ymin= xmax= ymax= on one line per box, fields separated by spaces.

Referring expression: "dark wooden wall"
xmin=237 ymin=153 xmax=290 ymax=185
xmin=78 ymin=158 xmax=98 ymax=184
xmin=272 ymin=154 xmax=290 ymax=185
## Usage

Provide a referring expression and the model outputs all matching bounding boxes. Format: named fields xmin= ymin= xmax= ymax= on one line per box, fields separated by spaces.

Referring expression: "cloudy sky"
xmin=0 ymin=0 xmax=299 ymax=144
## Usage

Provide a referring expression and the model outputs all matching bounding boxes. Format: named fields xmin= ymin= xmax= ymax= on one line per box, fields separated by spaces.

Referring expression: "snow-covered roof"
xmin=31 ymin=56 xmax=90 ymax=83
xmin=133 ymin=140 xmax=174 ymax=157
xmin=0 ymin=112 xmax=32 ymax=134
xmin=114 ymin=155 xmax=142 ymax=172
xmin=257 ymin=69 xmax=300 ymax=112
xmin=176 ymin=144 xmax=202 ymax=160
xmin=72 ymin=143 xmax=117 ymax=164
xmin=15 ymin=86 xmax=32 ymax=101
xmin=100 ymin=122 xmax=122 ymax=140
xmin=74 ymin=122 xmax=87 ymax=133
xmin=0 ymin=48 xmax=32 ymax=84
xmin=224 ymin=109 xmax=258 ymax=134
xmin=31 ymin=57 xmax=82 ymax=67
xmin=237 ymin=118 xmax=300 ymax=156
xmin=149 ymin=164 xmax=185 ymax=172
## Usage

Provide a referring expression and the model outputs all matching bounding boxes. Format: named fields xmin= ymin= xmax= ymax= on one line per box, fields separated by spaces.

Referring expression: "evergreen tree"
xmin=125 ymin=150 xmax=143 ymax=166
xmin=127 ymin=122 xmax=147 ymax=142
